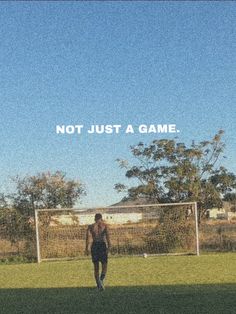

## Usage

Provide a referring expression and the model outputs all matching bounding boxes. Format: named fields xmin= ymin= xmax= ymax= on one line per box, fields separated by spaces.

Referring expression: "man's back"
xmin=88 ymin=221 xmax=108 ymax=243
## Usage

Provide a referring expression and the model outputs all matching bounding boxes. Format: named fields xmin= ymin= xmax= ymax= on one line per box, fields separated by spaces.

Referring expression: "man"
xmin=85 ymin=213 xmax=111 ymax=291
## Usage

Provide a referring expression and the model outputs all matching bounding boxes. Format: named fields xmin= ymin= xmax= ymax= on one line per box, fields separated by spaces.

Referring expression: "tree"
xmin=0 ymin=193 xmax=32 ymax=258
xmin=0 ymin=171 xmax=85 ymax=259
xmin=115 ymin=130 xmax=236 ymax=220
xmin=11 ymin=171 xmax=85 ymax=217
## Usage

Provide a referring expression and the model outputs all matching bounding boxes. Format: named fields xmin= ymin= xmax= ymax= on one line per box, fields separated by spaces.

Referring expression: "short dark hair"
xmin=95 ymin=213 xmax=102 ymax=221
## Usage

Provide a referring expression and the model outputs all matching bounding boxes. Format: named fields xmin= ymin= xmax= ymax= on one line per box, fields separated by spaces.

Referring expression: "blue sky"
xmin=0 ymin=2 xmax=236 ymax=207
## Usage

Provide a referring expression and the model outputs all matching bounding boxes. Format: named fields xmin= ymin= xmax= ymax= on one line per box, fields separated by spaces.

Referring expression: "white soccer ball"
xmin=143 ymin=253 xmax=148 ymax=258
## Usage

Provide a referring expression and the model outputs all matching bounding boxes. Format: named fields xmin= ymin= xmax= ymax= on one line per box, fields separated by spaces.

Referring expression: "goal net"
xmin=35 ymin=202 xmax=199 ymax=262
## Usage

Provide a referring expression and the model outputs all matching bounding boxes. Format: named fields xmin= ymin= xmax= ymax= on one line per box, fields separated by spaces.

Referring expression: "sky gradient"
xmin=0 ymin=2 xmax=236 ymax=207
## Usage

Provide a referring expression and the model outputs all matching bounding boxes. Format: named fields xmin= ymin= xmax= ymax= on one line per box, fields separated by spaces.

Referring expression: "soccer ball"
xmin=143 ymin=253 xmax=148 ymax=258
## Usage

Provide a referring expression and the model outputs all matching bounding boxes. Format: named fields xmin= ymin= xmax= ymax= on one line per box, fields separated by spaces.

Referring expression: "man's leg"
xmin=99 ymin=262 xmax=107 ymax=290
xmin=93 ymin=262 xmax=100 ymax=288
xmin=100 ymin=242 xmax=108 ymax=282
xmin=100 ymin=262 xmax=107 ymax=281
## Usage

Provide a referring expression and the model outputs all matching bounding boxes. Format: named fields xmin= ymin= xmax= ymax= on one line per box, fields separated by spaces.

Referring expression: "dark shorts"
xmin=91 ymin=242 xmax=108 ymax=264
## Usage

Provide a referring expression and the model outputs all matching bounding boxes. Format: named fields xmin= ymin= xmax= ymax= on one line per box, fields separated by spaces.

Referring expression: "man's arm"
xmin=85 ymin=225 xmax=90 ymax=255
xmin=106 ymin=225 xmax=111 ymax=251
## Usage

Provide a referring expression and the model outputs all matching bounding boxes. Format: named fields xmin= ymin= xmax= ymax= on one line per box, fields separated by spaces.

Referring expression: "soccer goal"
xmin=35 ymin=202 xmax=199 ymax=263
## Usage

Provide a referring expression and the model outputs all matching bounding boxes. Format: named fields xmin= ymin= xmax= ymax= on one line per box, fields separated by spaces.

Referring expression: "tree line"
xmin=0 ymin=130 xmax=236 ymax=258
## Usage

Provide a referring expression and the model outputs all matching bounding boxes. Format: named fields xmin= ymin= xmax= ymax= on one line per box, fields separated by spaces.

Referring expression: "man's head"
xmin=95 ymin=213 xmax=102 ymax=222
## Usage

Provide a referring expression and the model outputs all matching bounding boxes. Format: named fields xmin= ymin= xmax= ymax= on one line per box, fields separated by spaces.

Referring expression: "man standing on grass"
xmin=85 ymin=213 xmax=111 ymax=291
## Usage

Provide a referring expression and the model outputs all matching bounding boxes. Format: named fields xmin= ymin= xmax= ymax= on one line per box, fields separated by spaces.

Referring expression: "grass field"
xmin=0 ymin=254 xmax=236 ymax=314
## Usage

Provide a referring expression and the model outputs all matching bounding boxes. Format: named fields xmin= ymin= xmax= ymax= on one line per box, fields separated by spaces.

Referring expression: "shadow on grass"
xmin=1 ymin=284 xmax=236 ymax=314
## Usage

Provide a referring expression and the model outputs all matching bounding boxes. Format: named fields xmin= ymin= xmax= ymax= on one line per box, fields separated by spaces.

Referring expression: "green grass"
xmin=0 ymin=254 xmax=236 ymax=313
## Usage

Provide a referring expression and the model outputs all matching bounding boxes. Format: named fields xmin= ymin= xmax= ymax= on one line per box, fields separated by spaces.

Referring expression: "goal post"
xmin=35 ymin=202 xmax=199 ymax=263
